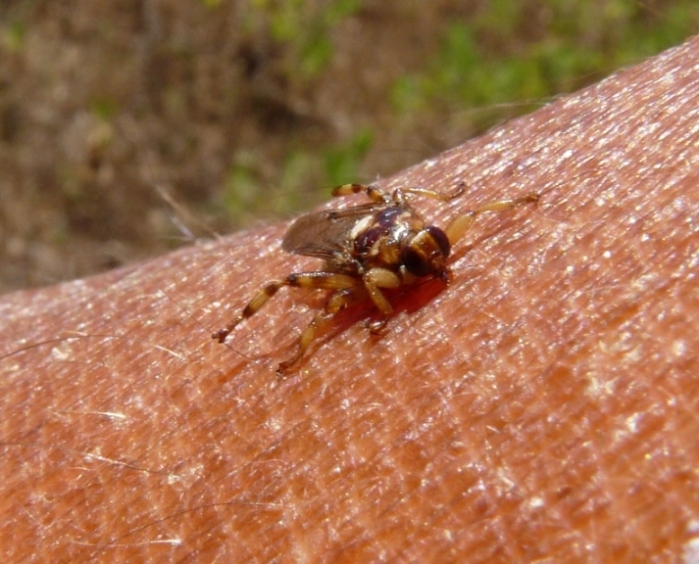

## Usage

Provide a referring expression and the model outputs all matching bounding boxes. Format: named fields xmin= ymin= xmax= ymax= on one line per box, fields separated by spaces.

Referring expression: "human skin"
xmin=2 ymin=37 xmax=699 ymax=563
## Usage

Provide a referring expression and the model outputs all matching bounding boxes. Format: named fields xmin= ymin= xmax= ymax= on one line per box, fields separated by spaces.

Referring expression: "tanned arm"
xmin=1 ymin=37 xmax=698 ymax=562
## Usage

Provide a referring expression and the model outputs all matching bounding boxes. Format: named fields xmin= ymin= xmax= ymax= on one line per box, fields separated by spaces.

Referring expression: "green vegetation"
xmin=243 ymin=0 xmax=360 ymax=80
xmin=393 ymin=1 xmax=699 ymax=129
xmin=228 ymin=0 xmax=698 ymax=221
xmin=223 ymin=128 xmax=373 ymax=225
xmin=1 ymin=21 xmax=26 ymax=52
xmin=324 ymin=128 xmax=374 ymax=187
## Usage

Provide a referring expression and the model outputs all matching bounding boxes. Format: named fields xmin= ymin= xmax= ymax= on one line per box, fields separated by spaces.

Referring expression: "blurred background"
xmin=0 ymin=0 xmax=696 ymax=293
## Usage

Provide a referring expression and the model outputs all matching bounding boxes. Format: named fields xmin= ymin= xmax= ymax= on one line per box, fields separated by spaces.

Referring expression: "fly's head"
xmin=401 ymin=225 xmax=451 ymax=280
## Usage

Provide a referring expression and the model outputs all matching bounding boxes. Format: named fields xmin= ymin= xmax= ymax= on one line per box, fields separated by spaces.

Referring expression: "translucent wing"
xmin=282 ymin=203 xmax=380 ymax=259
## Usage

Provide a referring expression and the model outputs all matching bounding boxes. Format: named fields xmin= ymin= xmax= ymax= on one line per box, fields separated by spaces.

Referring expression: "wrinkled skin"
xmin=1 ymin=37 xmax=699 ymax=562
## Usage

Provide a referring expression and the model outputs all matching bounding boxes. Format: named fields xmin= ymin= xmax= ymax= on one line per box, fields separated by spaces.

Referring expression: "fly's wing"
xmin=282 ymin=203 xmax=379 ymax=259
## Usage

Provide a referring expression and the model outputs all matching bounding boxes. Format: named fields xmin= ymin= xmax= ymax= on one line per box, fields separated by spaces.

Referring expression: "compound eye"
xmin=426 ymin=226 xmax=450 ymax=258
xmin=402 ymin=226 xmax=451 ymax=277
xmin=402 ymin=246 xmax=430 ymax=276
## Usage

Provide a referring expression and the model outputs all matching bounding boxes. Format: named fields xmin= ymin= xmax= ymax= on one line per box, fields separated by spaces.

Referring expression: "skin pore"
xmin=1 ymin=36 xmax=699 ymax=562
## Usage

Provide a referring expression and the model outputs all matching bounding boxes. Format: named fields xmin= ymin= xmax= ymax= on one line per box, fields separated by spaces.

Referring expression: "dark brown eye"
xmin=402 ymin=226 xmax=451 ymax=276
xmin=426 ymin=226 xmax=450 ymax=258
xmin=402 ymin=246 xmax=430 ymax=276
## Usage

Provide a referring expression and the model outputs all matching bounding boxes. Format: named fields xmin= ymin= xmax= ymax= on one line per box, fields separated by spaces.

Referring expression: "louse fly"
xmin=214 ymin=183 xmax=541 ymax=375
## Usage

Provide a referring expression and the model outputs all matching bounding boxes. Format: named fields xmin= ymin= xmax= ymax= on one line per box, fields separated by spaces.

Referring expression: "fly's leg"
xmin=213 ymin=271 xmax=359 ymax=343
xmin=276 ymin=267 xmax=404 ymax=374
xmin=277 ymin=284 xmax=366 ymax=375
xmin=401 ymin=181 xmax=466 ymax=202
xmin=332 ymin=183 xmax=390 ymax=204
xmin=333 ymin=182 xmax=466 ymax=206
xmin=362 ymin=267 xmax=403 ymax=334
xmin=444 ymin=193 xmax=541 ymax=246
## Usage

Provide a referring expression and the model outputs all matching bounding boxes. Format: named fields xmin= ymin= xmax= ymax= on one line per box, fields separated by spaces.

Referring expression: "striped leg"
xmin=331 ymin=183 xmax=390 ymax=204
xmin=277 ymin=285 xmax=366 ymax=375
xmin=332 ymin=182 xmax=465 ymax=205
xmin=213 ymin=271 xmax=359 ymax=343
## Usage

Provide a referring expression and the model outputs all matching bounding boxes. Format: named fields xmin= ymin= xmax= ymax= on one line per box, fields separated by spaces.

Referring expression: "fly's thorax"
xmin=351 ymin=206 xmax=425 ymax=268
